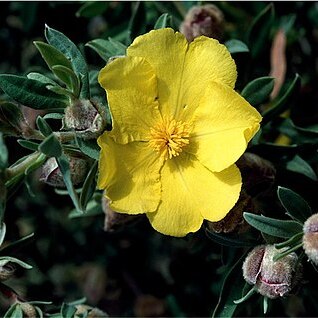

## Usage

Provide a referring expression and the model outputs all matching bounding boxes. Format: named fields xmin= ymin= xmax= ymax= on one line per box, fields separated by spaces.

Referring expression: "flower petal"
xmin=97 ymin=133 xmax=163 ymax=214
xmin=186 ymin=81 xmax=262 ymax=172
xmin=127 ymin=28 xmax=236 ymax=121
xmin=98 ymin=56 xmax=161 ymax=143
xmin=147 ymin=154 xmax=241 ymax=237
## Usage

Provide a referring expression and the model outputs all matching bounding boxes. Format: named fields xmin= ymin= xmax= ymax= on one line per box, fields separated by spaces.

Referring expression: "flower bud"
xmin=63 ymin=99 xmax=105 ymax=139
xmin=207 ymin=190 xmax=258 ymax=233
xmin=303 ymin=213 xmax=318 ymax=265
xmin=0 ymin=262 xmax=15 ymax=281
xmin=40 ymin=156 xmax=89 ymax=188
xmin=243 ymin=245 xmax=301 ymax=299
xmin=102 ymin=194 xmax=140 ymax=232
xmin=180 ymin=4 xmax=224 ymax=42
xmin=236 ymin=152 xmax=276 ymax=197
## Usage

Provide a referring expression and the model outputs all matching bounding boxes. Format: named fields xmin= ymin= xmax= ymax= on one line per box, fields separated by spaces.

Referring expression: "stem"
xmin=5 ymin=152 xmax=46 ymax=182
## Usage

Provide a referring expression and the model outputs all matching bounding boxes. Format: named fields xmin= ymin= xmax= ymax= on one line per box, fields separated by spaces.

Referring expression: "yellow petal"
xmin=98 ymin=56 xmax=161 ymax=144
xmin=147 ymin=154 xmax=241 ymax=237
xmin=187 ymin=81 xmax=262 ymax=172
xmin=127 ymin=28 xmax=236 ymax=121
xmin=97 ymin=132 xmax=163 ymax=214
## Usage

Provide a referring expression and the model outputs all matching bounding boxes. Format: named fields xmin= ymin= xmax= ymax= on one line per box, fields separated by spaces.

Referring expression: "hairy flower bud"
xmin=63 ymin=99 xmax=105 ymax=139
xmin=102 ymin=194 xmax=139 ymax=232
xmin=0 ymin=262 xmax=15 ymax=281
xmin=236 ymin=152 xmax=276 ymax=197
xmin=207 ymin=190 xmax=258 ymax=233
xmin=243 ymin=245 xmax=301 ymax=299
xmin=40 ymin=156 xmax=89 ymax=187
xmin=303 ymin=213 xmax=318 ymax=265
xmin=180 ymin=4 xmax=224 ymax=42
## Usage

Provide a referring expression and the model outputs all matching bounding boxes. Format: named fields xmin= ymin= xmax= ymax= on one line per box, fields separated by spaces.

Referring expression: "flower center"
xmin=149 ymin=119 xmax=190 ymax=160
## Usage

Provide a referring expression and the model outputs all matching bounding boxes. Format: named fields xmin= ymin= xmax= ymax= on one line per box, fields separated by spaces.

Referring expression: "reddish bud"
xmin=303 ymin=213 xmax=318 ymax=265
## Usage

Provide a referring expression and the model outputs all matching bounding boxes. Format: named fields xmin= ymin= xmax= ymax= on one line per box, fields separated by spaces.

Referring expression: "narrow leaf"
xmin=27 ymin=72 xmax=57 ymax=85
xmin=262 ymin=73 xmax=301 ymax=125
xmin=0 ymin=223 xmax=6 ymax=246
xmin=274 ymin=232 xmax=303 ymax=249
xmin=51 ymin=65 xmax=80 ymax=97
xmin=0 ymin=101 xmax=24 ymax=130
xmin=76 ymin=138 xmax=100 ymax=160
xmin=244 ymin=212 xmax=303 ymax=238
xmin=33 ymin=41 xmax=73 ymax=71
xmin=212 ymin=253 xmax=247 ymax=318
xmin=86 ymin=38 xmax=126 ymax=62
xmin=45 ymin=25 xmax=89 ymax=99
xmin=4 ymin=304 xmax=22 ymax=318
xmin=247 ymin=3 xmax=274 ymax=58
xmin=154 ymin=13 xmax=170 ymax=29
xmin=0 ymin=256 xmax=32 ymax=269
xmin=61 ymin=303 xmax=77 ymax=318
xmin=286 ymin=155 xmax=317 ymax=181
xmin=17 ymin=139 xmax=40 ymax=152
xmin=273 ymin=242 xmax=303 ymax=261
xmin=277 ymin=186 xmax=312 ymax=222
xmin=205 ymin=228 xmax=259 ymax=248
xmin=79 ymin=161 xmax=97 ymax=212
xmin=225 ymin=39 xmax=249 ymax=54
xmin=0 ymin=74 xmax=68 ymax=109
xmin=0 ymin=232 xmax=34 ymax=254
xmin=36 ymin=116 xmax=53 ymax=137
xmin=38 ymin=133 xmax=62 ymax=157
xmin=0 ymin=133 xmax=8 ymax=169
xmin=56 ymin=155 xmax=81 ymax=213
xmin=241 ymin=77 xmax=275 ymax=106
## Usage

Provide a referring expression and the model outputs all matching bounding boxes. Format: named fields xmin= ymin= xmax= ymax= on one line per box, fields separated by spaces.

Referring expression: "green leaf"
xmin=51 ymin=65 xmax=80 ymax=97
xmin=273 ymin=242 xmax=303 ymax=261
xmin=45 ymin=25 xmax=89 ymax=99
xmin=126 ymin=1 xmax=146 ymax=44
xmin=76 ymin=2 xmax=108 ymax=18
xmin=61 ymin=303 xmax=77 ymax=318
xmin=38 ymin=134 xmax=62 ymax=157
xmin=4 ymin=304 xmax=23 ymax=318
xmin=286 ymin=155 xmax=317 ymax=181
xmin=0 ymin=256 xmax=32 ymax=269
xmin=33 ymin=41 xmax=73 ymax=71
xmin=0 ymin=232 xmax=34 ymax=254
xmin=43 ymin=112 xmax=64 ymax=120
xmin=154 ymin=13 xmax=170 ymax=29
xmin=0 ymin=133 xmax=8 ymax=169
xmin=241 ymin=77 xmax=275 ymax=106
xmin=0 ymin=180 xmax=6 ymax=225
xmin=225 ymin=39 xmax=249 ymax=54
xmin=56 ymin=155 xmax=81 ymax=213
xmin=79 ymin=161 xmax=97 ymax=212
xmin=69 ymin=200 xmax=102 ymax=219
xmin=27 ymin=72 xmax=58 ymax=86
xmin=277 ymin=186 xmax=312 ymax=222
xmin=36 ymin=116 xmax=53 ymax=137
xmin=212 ymin=253 xmax=247 ymax=318
xmin=205 ymin=228 xmax=259 ymax=248
xmin=0 ymin=101 xmax=24 ymax=131
xmin=247 ymin=3 xmax=274 ymax=58
xmin=262 ymin=73 xmax=301 ymax=125
xmin=243 ymin=212 xmax=303 ymax=239
xmin=17 ymin=139 xmax=40 ymax=152
xmin=274 ymin=232 xmax=303 ymax=249
xmin=0 ymin=74 xmax=68 ymax=109
xmin=76 ymin=137 xmax=100 ymax=160
xmin=86 ymin=38 xmax=126 ymax=62
xmin=0 ymin=223 xmax=6 ymax=246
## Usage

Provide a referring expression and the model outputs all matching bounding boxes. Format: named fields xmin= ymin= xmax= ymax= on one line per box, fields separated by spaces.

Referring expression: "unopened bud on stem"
xmin=303 ymin=213 xmax=318 ymax=265
xmin=243 ymin=245 xmax=301 ymax=299
xmin=63 ymin=99 xmax=105 ymax=139
xmin=180 ymin=4 xmax=224 ymax=42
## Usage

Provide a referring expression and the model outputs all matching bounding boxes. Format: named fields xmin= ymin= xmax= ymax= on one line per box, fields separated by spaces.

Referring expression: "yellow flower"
xmin=97 ymin=28 xmax=262 ymax=237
